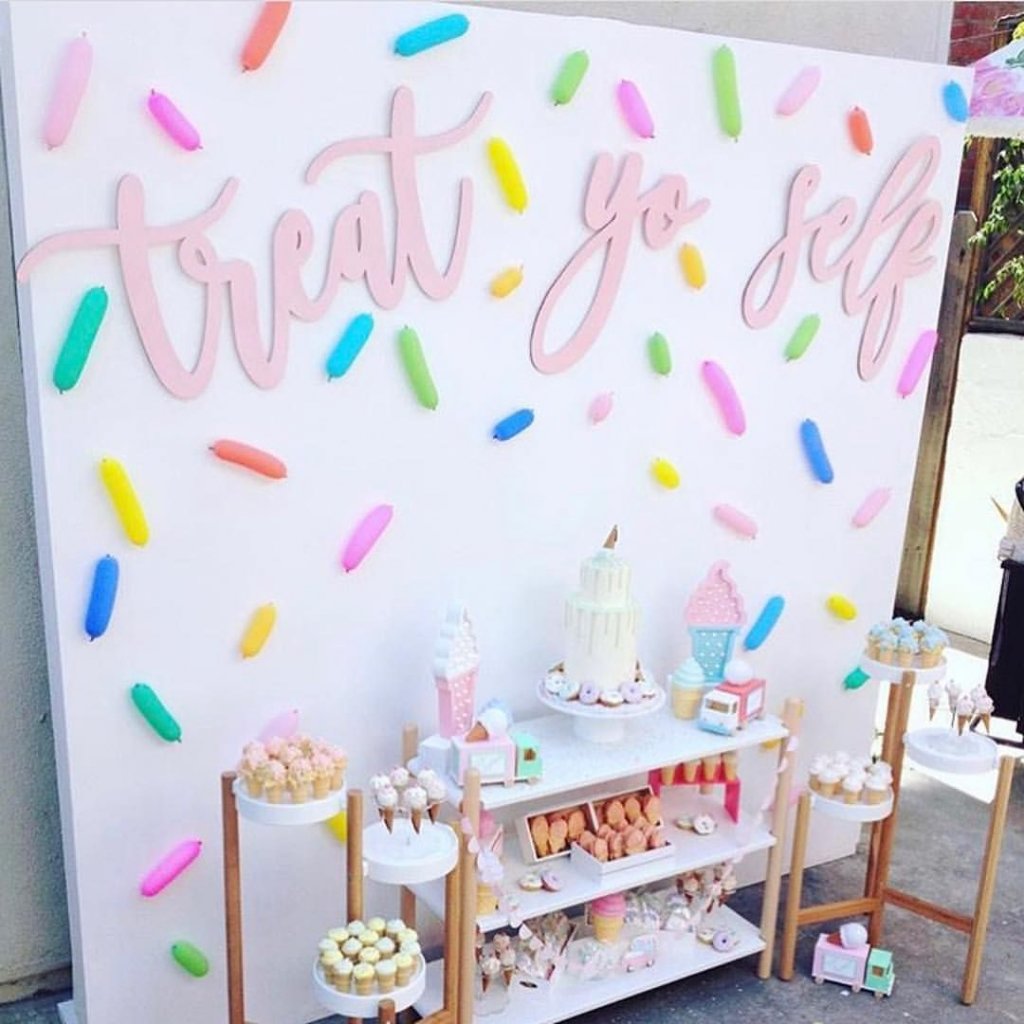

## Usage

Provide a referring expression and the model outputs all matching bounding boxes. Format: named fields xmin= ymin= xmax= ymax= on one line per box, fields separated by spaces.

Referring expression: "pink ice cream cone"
xmin=685 ymin=561 xmax=746 ymax=683
xmin=434 ymin=605 xmax=480 ymax=739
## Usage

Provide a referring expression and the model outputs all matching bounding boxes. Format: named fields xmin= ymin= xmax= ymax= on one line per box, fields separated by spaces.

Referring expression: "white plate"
xmin=363 ymin=818 xmax=459 ymax=885
xmin=233 ymin=778 xmax=345 ymax=826
xmin=857 ymin=654 xmax=947 ymax=686
xmin=810 ymin=790 xmax=893 ymax=822
xmin=536 ymin=678 xmax=667 ymax=743
xmin=903 ymin=727 xmax=1000 ymax=776
xmin=312 ymin=955 xmax=426 ymax=1017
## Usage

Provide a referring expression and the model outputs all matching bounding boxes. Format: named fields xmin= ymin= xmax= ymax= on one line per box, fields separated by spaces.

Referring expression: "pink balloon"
xmin=776 ymin=66 xmax=821 ymax=116
xmin=341 ymin=504 xmax=394 ymax=572
xmin=588 ymin=392 xmax=614 ymax=424
xmin=43 ymin=35 xmax=93 ymax=148
xmin=896 ymin=329 xmax=938 ymax=398
xmin=147 ymin=90 xmax=201 ymax=151
xmin=140 ymin=839 xmax=201 ymax=897
xmin=852 ymin=487 xmax=891 ymax=528
xmin=259 ymin=709 xmax=299 ymax=742
xmin=701 ymin=361 xmax=746 ymax=436
xmin=616 ymin=80 xmax=655 ymax=139
xmin=713 ymin=504 xmax=758 ymax=539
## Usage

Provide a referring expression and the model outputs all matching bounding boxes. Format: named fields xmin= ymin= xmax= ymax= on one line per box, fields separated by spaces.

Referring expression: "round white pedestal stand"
xmin=903 ymin=727 xmax=1000 ymax=775
xmin=536 ymin=681 xmax=666 ymax=743
xmin=362 ymin=818 xmax=459 ymax=885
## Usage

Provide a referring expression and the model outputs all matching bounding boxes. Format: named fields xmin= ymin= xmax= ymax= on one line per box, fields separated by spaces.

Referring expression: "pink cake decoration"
xmin=685 ymin=561 xmax=746 ymax=627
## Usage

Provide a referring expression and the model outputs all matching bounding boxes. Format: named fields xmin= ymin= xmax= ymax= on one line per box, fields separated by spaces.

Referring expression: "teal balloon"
xmin=844 ymin=667 xmax=870 ymax=691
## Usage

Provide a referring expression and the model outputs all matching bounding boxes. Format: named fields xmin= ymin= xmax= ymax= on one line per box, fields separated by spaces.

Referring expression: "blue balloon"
xmin=800 ymin=418 xmax=833 ymax=484
xmin=942 ymin=81 xmax=969 ymax=123
xmin=744 ymin=595 xmax=785 ymax=651
xmin=394 ymin=14 xmax=469 ymax=57
xmin=85 ymin=555 xmax=119 ymax=640
xmin=325 ymin=313 xmax=374 ymax=380
xmin=492 ymin=408 xmax=535 ymax=442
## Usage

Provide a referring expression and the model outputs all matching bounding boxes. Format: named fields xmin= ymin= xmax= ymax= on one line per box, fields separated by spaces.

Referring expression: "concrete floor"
xmin=3 ymin=762 xmax=1020 ymax=1024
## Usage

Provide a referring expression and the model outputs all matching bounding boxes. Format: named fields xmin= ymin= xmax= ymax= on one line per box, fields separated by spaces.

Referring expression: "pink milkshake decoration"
xmin=434 ymin=603 xmax=480 ymax=739
xmin=685 ymin=561 xmax=746 ymax=683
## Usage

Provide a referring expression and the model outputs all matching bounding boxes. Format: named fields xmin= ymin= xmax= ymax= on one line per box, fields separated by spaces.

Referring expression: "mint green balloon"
xmin=844 ymin=667 xmax=870 ymax=691
xmin=53 ymin=286 xmax=107 ymax=392
xmin=131 ymin=683 xmax=182 ymax=742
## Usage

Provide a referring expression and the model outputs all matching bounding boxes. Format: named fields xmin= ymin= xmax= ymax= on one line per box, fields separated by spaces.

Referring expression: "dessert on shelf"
xmin=669 ymin=656 xmax=706 ymax=719
xmin=685 ymin=561 xmax=746 ymax=683
xmin=864 ymin=617 xmax=948 ymax=668
xmin=236 ymin=734 xmax=346 ymax=804
xmin=542 ymin=527 xmax=660 ymax=709
xmin=315 ymin=917 xmax=421 ymax=995
xmin=369 ymin=765 xmax=446 ymax=832
xmin=807 ymin=752 xmax=892 ymax=805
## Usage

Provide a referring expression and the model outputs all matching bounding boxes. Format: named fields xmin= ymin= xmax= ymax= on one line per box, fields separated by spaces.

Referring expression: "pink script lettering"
xmin=17 ymin=87 xmax=492 ymax=399
xmin=741 ymin=135 xmax=944 ymax=381
xmin=531 ymin=152 xmax=710 ymax=374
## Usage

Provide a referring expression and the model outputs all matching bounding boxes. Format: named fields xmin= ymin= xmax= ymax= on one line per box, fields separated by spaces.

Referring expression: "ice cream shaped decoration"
xmin=685 ymin=561 xmax=746 ymax=683
xmin=434 ymin=603 xmax=480 ymax=738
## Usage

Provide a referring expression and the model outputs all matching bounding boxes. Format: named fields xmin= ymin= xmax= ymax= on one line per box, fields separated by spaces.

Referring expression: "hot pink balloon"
xmin=701 ymin=361 xmax=746 ymax=436
xmin=147 ymin=90 xmax=201 ymax=151
xmin=852 ymin=487 xmax=891 ymax=528
xmin=588 ymin=392 xmax=614 ymax=424
xmin=341 ymin=504 xmax=394 ymax=572
xmin=896 ymin=329 xmax=938 ymax=397
xmin=713 ymin=504 xmax=758 ymax=538
xmin=140 ymin=839 xmax=202 ymax=897
xmin=616 ymin=79 xmax=655 ymax=138
xmin=43 ymin=35 xmax=92 ymax=148
xmin=259 ymin=709 xmax=299 ymax=742
xmin=776 ymin=66 xmax=821 ymax=116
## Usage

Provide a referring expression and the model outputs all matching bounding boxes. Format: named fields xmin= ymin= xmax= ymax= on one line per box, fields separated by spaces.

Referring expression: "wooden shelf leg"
xmin=779 ymin=791 xmax=812 ymax=981
xmin=347 ymin=789 xmax=364 ymax=1024
xmin=444 ymin=852 xmax=461 ymax=1023
xmin=962 ymin=756 xmax=1015 ymax=1005
xmin=459 ymin=769 xmax=482 ymax=1024
xmin=865 ymin=680 xmax=901 ymax=897
xmin=221 ymin=772 xmax=245 ymax=1024
xmin=868 ymin=675 xmax=914 ymax=947
xmin=757 ymin=698 xmax=804 ymax=980
xmin=400 ymin=724 xmax=419 ymax=934
xmin=378 ymin=997 xmax=397 ymax=1024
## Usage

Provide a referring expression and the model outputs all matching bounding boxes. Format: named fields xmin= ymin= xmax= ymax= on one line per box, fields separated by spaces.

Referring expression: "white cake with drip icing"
xmin=563 ymin=527 xmax=640 ymax=694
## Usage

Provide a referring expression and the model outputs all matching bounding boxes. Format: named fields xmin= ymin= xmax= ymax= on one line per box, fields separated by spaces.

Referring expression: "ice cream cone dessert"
xmin=395 ymin=952 xmax=414 ymax=987
xmin=477 ymin=884 xmax=498 ymax=916
xmin=683 ymin=760 xmax=700 ymax=783
xmin=722 ymin=751 xmax=738 ymax=782
xmin=287 ymin=759 xmax=313 ymax=803
xmin=864 ymin=776 xmax=888 ymax=804
xmin=702 ymin=755 xmax=721 ymax=783
xmin=353 ymin=963 xmax=374 ymax=996
xmin=670 ymin=657 xmax=706 ymax=719
xmin=956 ymin=694 xmax=974 ymax=736
xmin=311 ymin=753 xmax=333 ymax=799
xmin=590 ymin=893 xmax=626 ymax=943
xmin=660 ymin=764 xmax=677 ymax=785
xmin=376 ymin=959 xmax=396 ymax=993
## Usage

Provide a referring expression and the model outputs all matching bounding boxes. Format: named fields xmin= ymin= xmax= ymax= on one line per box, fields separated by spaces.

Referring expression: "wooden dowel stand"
xmin=459 ymin=769 xmax=482 ymax=1024
xmin=346 ymin=789 xmax=364 ymax=1024
xmin=400 ymin=724 xmax=419 ymax=933
xmin=221 ymin=772 xmax=245 ymax=1024
xmin=778 ymin=791 xmax=811 ymax=981
xmin=757 ymin=697 xmax=804 ymax=979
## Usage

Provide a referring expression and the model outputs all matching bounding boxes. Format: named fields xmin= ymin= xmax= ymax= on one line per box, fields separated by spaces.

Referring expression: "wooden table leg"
xmin=400 ymin=724 xmax=419 ymax=933
xmin=865 ymin=680 xmax=901 ymax=897
xmin=757 ymin=698 xmax=804 ymax=979
xmin=378 ymin=997 xmax=397 ymax=1023
xmin=779 ymin=791 xmax=812 ymax=981
xmin=962 ymin=756 xmax=1015 ymax=1005
xmin=347 ymin=789 xmax=364 ymax=1024
xmin=459 ymin=770 xmax=482 ymax=1024
xmin=221 ymin=772 xmax=245 ymax=1024
xmin=443 ymin=855 xmax=461 ymax=1022
xmin=868 ymin=675 xmax=914 ymax=947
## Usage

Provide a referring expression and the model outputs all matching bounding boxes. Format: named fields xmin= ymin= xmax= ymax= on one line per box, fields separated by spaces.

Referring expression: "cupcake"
xmin=260 ymin=760 xmax=286 ymax=803
xmin=399 ymin=940 xmax=421 ymax=958
xmin=817 ymin=766 xmax=843 ymax=798
xmin=897 ymin=635 xmax=918 ymax=668
xmin=375 ymin=937 xmax=395 ymax=958
xmin=670 ymin=657 xmax=706 ymax=720
xmin=287 ymin=758 xmax=313 ymax=803
xmin=359 ymin=947 xmax=381 ymax=966
xmin=353 ymin=962 xmax=375 ymax=996
xmin=331 ymin=958 xmax=353 ymax=992
xmin=311 ymin=753 xmax=334 ymax=799
xmin=876 ymin=633 xmax=896 ymax=664
xmin=808 ymin=755 xmax=830 ymax=793
xmin=590 ymin=893 xmax=626 ymax=943
xmin=366 ymin=916 xmax=386 ymax=935
xmin=341 ymin=938 xmax=362 ymax=960
xmin=841 ymin=772 xmax=865 ymax=805
xmin=375 ymin=958 xmax=396 ymax=994
xmin=395 ymin=951 xmax=415 ymax=986
xmin=919 ymin=628 xmax=946 ymax=668
xmin=864 ymin=775 xmax=889 ymax=804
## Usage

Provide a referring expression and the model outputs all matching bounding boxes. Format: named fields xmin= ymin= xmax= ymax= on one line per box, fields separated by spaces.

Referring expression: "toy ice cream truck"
xmin=698 ymin=661 xmax=766 ymax=736
xmin=812 ymin=927 xmax=894 ymax=999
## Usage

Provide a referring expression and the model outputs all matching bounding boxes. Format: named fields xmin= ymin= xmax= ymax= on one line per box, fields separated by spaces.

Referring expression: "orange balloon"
xmin=241 ymin=2 xmax=291 ymax=71
xmin=848 ymin=106 xmax=873 ymax=155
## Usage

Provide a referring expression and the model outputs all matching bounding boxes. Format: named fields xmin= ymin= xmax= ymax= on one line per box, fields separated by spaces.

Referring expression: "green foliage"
xmin=970 ymin=138 xmax=1024 ymax=316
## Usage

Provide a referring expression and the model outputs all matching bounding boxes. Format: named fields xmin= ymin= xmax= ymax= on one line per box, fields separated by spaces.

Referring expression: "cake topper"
xmin=603 ymin=525 xmax=618 ymax=550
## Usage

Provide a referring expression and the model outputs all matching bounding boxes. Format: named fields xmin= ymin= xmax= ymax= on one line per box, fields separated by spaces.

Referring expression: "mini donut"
xmin=604 ymin=800 xmax=625 ymax=826
xmin=642 ymin=795 xmax=661 ymax=824
xmin=623 ymin=795 xmax=642 ymax=823
xmin=593 ymin=837 xmax=609 ymax=862
xmin=518 ymin=872 xmax=543 ymax=892
xmin=621 ymin=680 xmax=644 ymax=703
xmin=567 ymin=809 xmax=587 ymax=840
xmin=609 ymin=833 xmax=625 ymax=859
xmin=579 ymin=681 xmax=600 ymax=705
xmin=600 ymin=690 xmax=624 ymax=707
xmin=558 ymin=678 xmax=581 ymax=701
xmin=548 ymin=818 xmax=568 ymax=854
xmin=540 ymin=870 xmax=562 ymax=892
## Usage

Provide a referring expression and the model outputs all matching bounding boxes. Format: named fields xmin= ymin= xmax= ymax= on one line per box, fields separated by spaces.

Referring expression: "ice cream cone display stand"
xmin=0 ymin=0 xmax=985 ymax=1021
xmin=779 ymin=648 xmax=1016 ymax=1006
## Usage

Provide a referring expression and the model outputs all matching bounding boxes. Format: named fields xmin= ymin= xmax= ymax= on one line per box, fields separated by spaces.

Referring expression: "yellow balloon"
xmin=826 ymin=594 xmax=858 ymax=621
xmin=489 ymin=265 xmax=523 ymax=298
xmin=99 ymin=457 xmax=149 ymax=546
xmin=678 ymin=243 xmax=706 ymax=290
xmin=487 ymin=137 xmax=528 ymax=213
xmin=325 ymin=811 xmax=347 ymax=843
xmin=240 ymin=603 xmax=277 ymax=658
xmin=651 ymin=457 xmax=681 ymax=490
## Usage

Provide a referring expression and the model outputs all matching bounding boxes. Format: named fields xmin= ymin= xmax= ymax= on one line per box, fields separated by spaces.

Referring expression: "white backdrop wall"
xmin=0 ymin=1 xmax=964 ymax=1020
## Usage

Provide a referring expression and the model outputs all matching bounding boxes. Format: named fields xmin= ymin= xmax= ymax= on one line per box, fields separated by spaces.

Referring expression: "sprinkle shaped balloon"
xmin=826 ymin=594 xmax=858 ymax=621
xmin=712 ymin=46 xmax=742 ymax=139
xmin=713 ymin=504 xmax=757 ymax=539
xmin=397 ymin=327 xmax=438 ymax=409
xmin=486 ymin=137 xmax=528 ymax=213
xmin=131 ymin=683 xmax=181 ymax=742
xmin=647 ymin=332 xmax=672 ymax=376
xmin=784 ymin=315 xmax=820 ymax=361
xmin=852 ymin=488 xmax=891 ymax=528
xmin=171 ymin=941 xmax=209 ymax=978
xmin=100 ymin=458 xmax=149 ymax=546
xmin=140 ymin=839 xmax=201 ymax=896
xmin=342 ymin=504 xmax=394 ymax=573
xmin=493 ymin=408 xmax=534 ymax=441
xmin=241 ymin=2 xmax=291 ymax=71
xmin=394 ymin=13 xmax=469 ymax=56
xmin=617 ymin=79 xmax=655 ymax=138
xmin=240 ymin=603 xmax=277 ymax=658
xmin=210 ymin=440 xmax=286 ymax=479
xmin=799 ymin=419 xmax=833 ymax=483
xmin=490 ymin=266 xmax=523 ymax=298
xmin=744 ymin=596 xmax=785 ymax=651
xmin=776 ymin=66 xmax=820 ymax=116
xmin=896 ymin=329 xmax=938 ymax=398
xmin=678 ymin=244 xmax=706 ymax=289
xmin=326 ymin=313 xmax=374 ymax=380
xmin=552 ymin=51 xmax=589 ymax=105
xmin=43 ymin=34 xmax=92 ymax=148
xmin=701 ymin=361 xmax=746 ymax=436
xmin=847 ymin=107 xmax=873 ymax=154
xmin=651 ymin=458 xmax=680 ymax=490
xmin=147 ymin=90 xmax=201 ymax=151
xmin=85 ymin=555 xmax=119 ymax=640
xmin=589 ymin=392 xmax=614 ymax=424
xmin=942 ymin=81 xmax=968 ymax=123
xmin=844 ymin=666 xmax=871 ymax=691
xmin=54 ymin=286 xmax=107 ymax=391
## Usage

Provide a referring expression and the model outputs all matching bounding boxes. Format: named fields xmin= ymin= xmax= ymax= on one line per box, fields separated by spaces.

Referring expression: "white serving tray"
xmin=857 ymin=654 xmax=947 ymax=686
xmin=312 ymin=956 xmax=426 ymax=1017
xmin=810 ymin=790 xmax=893 ymax=822
xmin=569 ymin=837 xmax=675 ymax=880
xmin=363 ymin=818 xmax=458 ymax=885
xmin=904 ymin=726 xmax=1000 ymax=776
xmin=233 ymin=777 xmax=345 ymax=826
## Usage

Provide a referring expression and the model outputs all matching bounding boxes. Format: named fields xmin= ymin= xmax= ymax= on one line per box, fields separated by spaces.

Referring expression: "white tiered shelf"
xmin=904 ymin=727 xmax=1000 ymax=776
xmin=232 ymin=777 xmax=345 ymax=826
xmin=312 ymin=957 xmax=426 ymax=1017
xmin=435 ymin=712 xmax=787 ymax=812
xmin=415 ymin=906 xmax=763 ymax=1024
xmin=810 ymin=790 xmax=893 ymax=823
xmin=857 ymin=654 xmax=947 ymax=686
xmin=410 ymin=790 xmax=774 ymax=931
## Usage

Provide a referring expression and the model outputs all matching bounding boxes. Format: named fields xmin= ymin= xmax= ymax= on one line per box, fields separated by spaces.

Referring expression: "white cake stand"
xmin=536 ymin=678 xmax=666 ymax=743
xmin=857 ymin=654 xmax=947 ymax=686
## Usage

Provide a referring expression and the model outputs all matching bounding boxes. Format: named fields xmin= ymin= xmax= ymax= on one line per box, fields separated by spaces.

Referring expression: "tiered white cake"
xmin=563 ymin=529 xmax=639 ymax=695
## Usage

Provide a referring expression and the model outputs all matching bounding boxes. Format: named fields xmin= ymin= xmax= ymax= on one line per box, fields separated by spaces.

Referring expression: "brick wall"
xmin=950 ymin=2 xmax=1024 ymax=208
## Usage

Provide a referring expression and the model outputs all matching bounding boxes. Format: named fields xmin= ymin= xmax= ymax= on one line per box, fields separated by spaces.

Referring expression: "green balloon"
xmin=844 ymin=667 xmax=870 ymax=691
xmin=712 ymin=45 xmax=742 ymax=139
xmin=171 ymin=941 xmax=209 ymax=978
xmin=552 ymin=51 xmax=589 ymax=105
xmin=784 ymin=314 xmax=821 ymax=361
xmin=53 ymin=286 xmax=108 ymax=392
xmin=397 ymin=326 xmax=439 ymax=410
xmin=648 ymin=332 xmax=672 ymax=376
xmin=131 ymin=683 xmax=182 ymax=742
